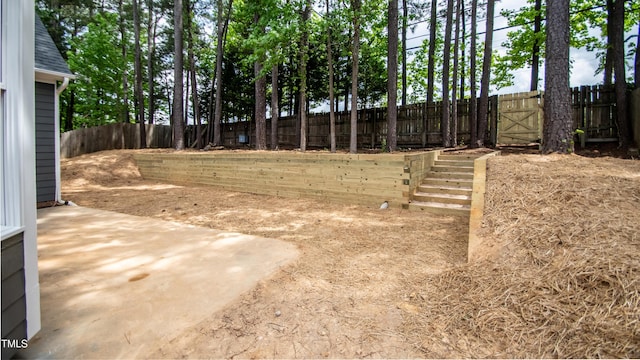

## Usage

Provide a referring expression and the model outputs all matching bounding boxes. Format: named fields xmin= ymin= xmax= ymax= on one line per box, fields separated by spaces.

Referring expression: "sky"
xmin=403 ymin=0 xmax=638 ymax=95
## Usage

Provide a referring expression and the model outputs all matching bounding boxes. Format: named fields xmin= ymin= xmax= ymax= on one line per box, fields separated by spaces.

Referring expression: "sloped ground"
xmin=404 ymin=153 xmax=640 ymax=358
xmin=59 ymin=149 xmax=640 ymax=358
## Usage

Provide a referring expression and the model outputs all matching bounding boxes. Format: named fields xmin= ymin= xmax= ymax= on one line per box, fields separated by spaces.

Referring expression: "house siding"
xmin=35 ymin=82 xmax=56 ymax=203
xmin=1 ymin=232 xmax=27 ymax=360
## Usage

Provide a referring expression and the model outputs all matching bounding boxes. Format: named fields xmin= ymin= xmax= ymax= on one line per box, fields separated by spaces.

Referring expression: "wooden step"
xmin=413 ymin=192 xmax=471 ymax=205
xmin=428 ymin=171 xmax=474 ymax=180
xmin=417 ymin=184 xmax=472 ymax=196
xmin=431 ymin=164 xmax=474 ymax=173
xmin=434 ymin=159 xmax=475 ymax=167
xmin=422 ymin=177 xmax=473 ymax=188
xmin=408 ymin=201 xmax=470 ymax=216
xmin=438 ymin=154 xmax=481 ymax=161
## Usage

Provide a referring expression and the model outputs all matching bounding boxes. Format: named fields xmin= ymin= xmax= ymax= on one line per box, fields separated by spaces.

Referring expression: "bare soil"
xmin=60 ymin=149 xmax=640 ymax=358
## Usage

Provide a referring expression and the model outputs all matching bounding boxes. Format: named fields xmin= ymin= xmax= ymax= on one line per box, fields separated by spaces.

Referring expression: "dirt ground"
xmin=60 ymin=148 xmax=640 ymax=358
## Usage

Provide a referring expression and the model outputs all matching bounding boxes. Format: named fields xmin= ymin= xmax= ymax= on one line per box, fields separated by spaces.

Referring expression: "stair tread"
xmin=436 ymin=159 xmax=475 ymax=162
xmin=431 ymin=170 xmax=474 ymax=175
xmin=410 ymin=201 xmax=471 ymax=209
xmin=432 ymin=165 xmax=474 ymax=170
xmin=419 ymin=184 xmax=472 ymax=190
xmin=414 ymin=192 xmax=471 ymax=200
xmin=423 ymin=177 xmax=473 ymax=182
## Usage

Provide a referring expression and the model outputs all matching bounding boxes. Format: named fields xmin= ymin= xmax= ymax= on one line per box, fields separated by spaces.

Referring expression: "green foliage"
xmin=496 ymin=0 xmax=640 ymax=89
xmin=66 ymin=12 xmax=131 ymax=127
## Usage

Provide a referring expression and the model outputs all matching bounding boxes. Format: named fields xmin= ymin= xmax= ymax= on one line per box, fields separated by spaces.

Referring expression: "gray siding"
xmin=1 ymin=233 xmax=27 ymax=360
xmin=35 ymin=82 xmax=56 ymax=203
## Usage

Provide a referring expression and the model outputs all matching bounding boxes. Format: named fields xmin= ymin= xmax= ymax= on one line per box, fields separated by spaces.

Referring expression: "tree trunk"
xmin=65 ymin=90 xmax=75 ymax=131
xmin=173 ymin=0 xmax=185 ymax=150
xmin=147 ymin=0 xmax=156 ymax=124
xmin=469 ymin=0 xmax=478 ymax=148
xmin=425 ymin=0 xmax=438 ymax=147
xmin=459 ymin=0 xmax=465 ymax=101
xmin=213 ymin=0 xmax=232 ymax=146
xmin=469 ymin=0 xmax=478 ymax=147
xmin=254 ymin=60 xmax=267 ymax=150
xmin=327 ymin=0 xmax=337 ymax=152
xmin=349 ymin=0 xmax=361 ymax=154
xmin=271 ymin=65 xmax=279 ymax=150
xmin=636 ymin=24 xmax=640 ymax=89
xmin=476 ymin=0 xmax=494 ymax=148
xmin=118 ymin=0 xmax=130 ymax=123
xmin=542 ymin=0 xmax=572 ymax=153
xmin=184 ymin=68 xmax=190 ymax=126
xmin=441 ymin=0 xmax=453 ymax=148
xmin=451 ymin=0 xmax=460 ymax=147
xmin=612 ymin=0 xmax=628 ymax=146
xmin=133 ymin=0 xmax=146 ymax=148
xmin=530 ymin=0 xmax=542 ymax=91
xmin=299 ymin=2 xmax=311 ymax=152
xmin=401 ymin=0 xmax=407 ymax=106
xmin=603 ymin=0 xmax=614 ymax=86
xmin=187 ymin=0 xmax=202 ymax=149
xmin=387 ymin=0 xmax=398 ymax=152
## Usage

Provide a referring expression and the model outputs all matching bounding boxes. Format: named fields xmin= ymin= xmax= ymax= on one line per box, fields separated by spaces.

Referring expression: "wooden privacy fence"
xmin=190 ymin=97 xmax=499 ymax=149
xmin=571 ymin=85 xmax=618 ymax=142
xmin=62 ymin=87 xmax=632 ymax=157
xmin=60 ymin=123 xmax=172 ymax=158
xmin=475 ymin=86 xmax=627 ymax=145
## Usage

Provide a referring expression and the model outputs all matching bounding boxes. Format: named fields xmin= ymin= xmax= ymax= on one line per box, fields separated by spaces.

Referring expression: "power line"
xmin=405 ymin=2 xmax=639 ymax=52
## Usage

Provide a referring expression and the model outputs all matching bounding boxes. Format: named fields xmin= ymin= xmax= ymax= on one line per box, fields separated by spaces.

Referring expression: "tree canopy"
xmin=38 ymin=0 xmax=639 ymax=149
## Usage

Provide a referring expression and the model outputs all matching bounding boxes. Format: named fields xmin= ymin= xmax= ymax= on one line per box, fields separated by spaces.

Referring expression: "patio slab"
xmin=17 ymin=206 xmax=299 ymax=359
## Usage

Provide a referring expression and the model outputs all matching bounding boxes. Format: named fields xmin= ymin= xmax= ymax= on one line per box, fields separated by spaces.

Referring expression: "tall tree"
xmin=603 ymin=0 xmax=614 ymax=86
xmin=326 ymin=0 xmax=337 ymax=152
xmin=459 ymin=0 xmax=465 ymax=101
xmin=611 ymin=0 xmax=628 ymax=146
xmin=212 ymin=0 xmax=232 ymax=146
xmin=542 ymin=0 xmax=572 ymax=153
xmin=254 ymin=59 xmax=267 ymax=150
xmin=469 ymin=0 xmax=478 ymax=146
xmin=441 ymin=0 xmax=453 ymax=148
xmin=271 ymin=65 xmax=279 ymax=150
xmin=133 ymin=0 xmax=146 ymax=148
xmin=401 ymin=0 xmax=407 ymax=106
xmin=451 ymin=0 xmax=460 ymax=147
xmin=349 ymin=0 xmax=362 ymax=153
xmin=186 ymin=0 xmax=202 ymax=149
xmin=424 ymin=0 xmax=438 ymax=147
xmin=476 ymin=0 xmax=494 ymax=147
xmin=173 ymin=0 xmax=185 ymax=150
xmin=531 ymin=0 xmax=542 ymax=91
xmin=633 ymin=24 xmax=640 ymax=88
xmin=387 ymin=0 xmax=398 ymax=152
xmin=147 ymin=0 xmax=157 ymax=124
xmin=299 ymin=1 xmax=311 ymax=152
xmin=118 ymin=0 xmax=131 ymax=123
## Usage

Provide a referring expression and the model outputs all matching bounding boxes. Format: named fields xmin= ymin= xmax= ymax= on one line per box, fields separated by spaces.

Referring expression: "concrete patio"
xmin=17 ymin=206 xmax=299 ymax=359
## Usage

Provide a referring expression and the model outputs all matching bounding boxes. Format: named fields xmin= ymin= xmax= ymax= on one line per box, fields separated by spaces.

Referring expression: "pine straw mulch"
xmin=403 ymin=153 xmax=640 ymax=358
xmin=60 ymin=149 xmax=468 ymax=358
xmin=59 ymin=149 xmax=640 ymax=358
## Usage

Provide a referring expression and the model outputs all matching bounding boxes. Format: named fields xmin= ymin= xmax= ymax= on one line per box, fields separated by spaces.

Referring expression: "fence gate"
xmin=497 ymin=91 xmax=543 ymax=144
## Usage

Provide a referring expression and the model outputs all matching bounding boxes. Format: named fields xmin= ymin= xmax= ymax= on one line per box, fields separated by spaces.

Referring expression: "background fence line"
xmin=61 ymin=86 xmax=638 ymax=158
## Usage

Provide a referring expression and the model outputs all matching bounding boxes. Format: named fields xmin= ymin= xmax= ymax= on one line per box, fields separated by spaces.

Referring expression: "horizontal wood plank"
xmin=134 ymin=151 xmax=438 ymax=207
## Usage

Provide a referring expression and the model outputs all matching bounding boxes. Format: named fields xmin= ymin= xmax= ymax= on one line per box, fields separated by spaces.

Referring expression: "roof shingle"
xmin=35 ymin=14 xmax=73 ymax=77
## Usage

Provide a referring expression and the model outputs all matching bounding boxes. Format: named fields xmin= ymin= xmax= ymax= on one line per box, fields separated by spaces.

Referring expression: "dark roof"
xmin=34 ymin=14 xmax=73 ymax=77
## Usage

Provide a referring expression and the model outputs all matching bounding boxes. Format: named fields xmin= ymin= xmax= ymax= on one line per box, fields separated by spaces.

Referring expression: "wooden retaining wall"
xmin=133 ymin=150 xmax=441 ymax=208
